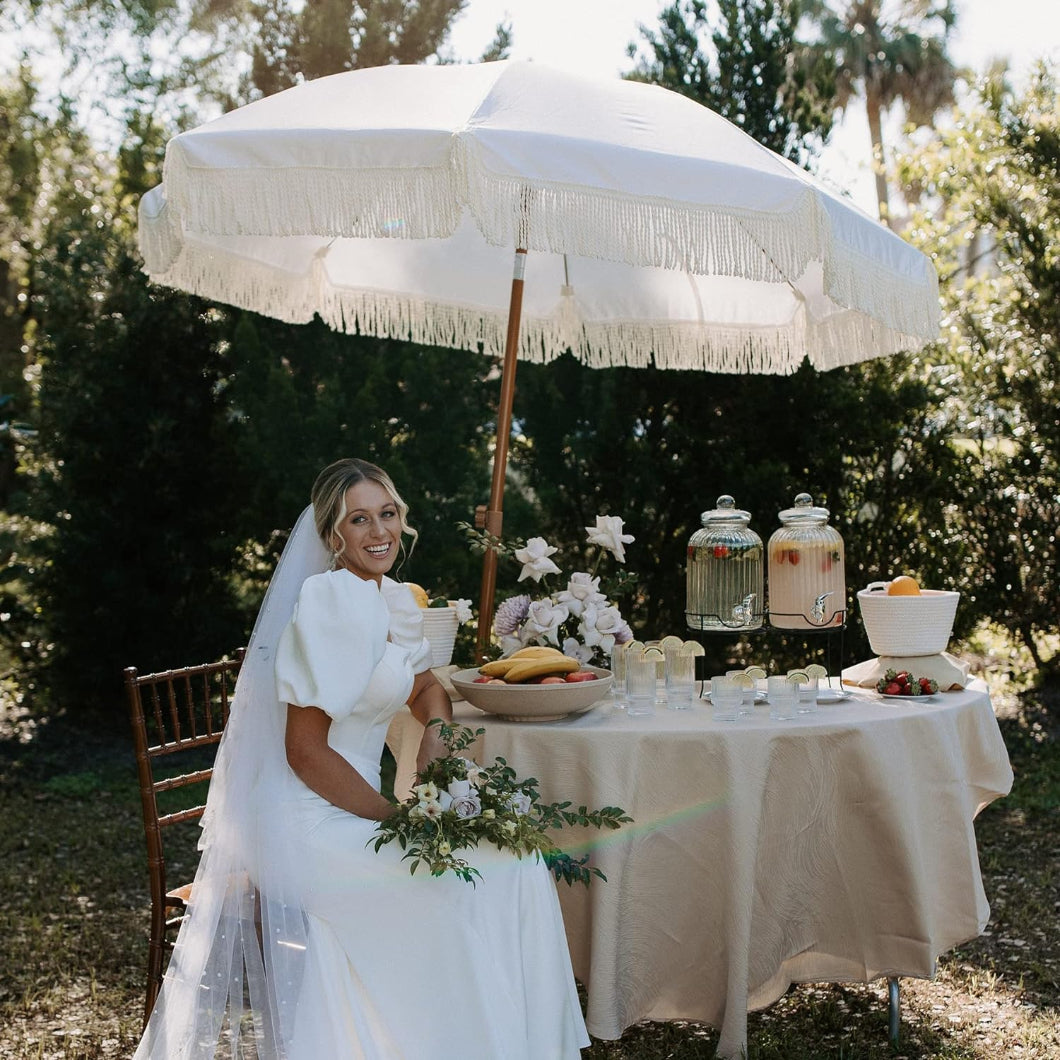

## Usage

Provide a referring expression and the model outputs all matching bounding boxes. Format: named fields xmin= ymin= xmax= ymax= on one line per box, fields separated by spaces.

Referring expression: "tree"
xmin=808 ymin=0 xmax=958 ymax=225
xmin=896 ymin=64 xmax=1060 ymax=677
xmin=0 ymin=1 xmax=504 ymax=716
xmin=629 ymin=0 xmax=835 ymax=162
xmin=493 ymin=1 xmax=967 ymax=669
xmin=24 ymin=107 xmax=250 ymax=713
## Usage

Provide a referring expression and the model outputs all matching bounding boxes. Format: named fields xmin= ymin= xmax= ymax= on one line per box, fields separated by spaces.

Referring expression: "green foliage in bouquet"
xmin=373 ymin=721 xmax=631 ymax=885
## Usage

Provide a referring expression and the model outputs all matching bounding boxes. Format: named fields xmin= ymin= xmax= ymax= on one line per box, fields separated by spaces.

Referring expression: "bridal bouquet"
xmin=373 ymin=722 xmax=631 ymax=885
xmin=462 ymin=515 xmax=640 ymax=666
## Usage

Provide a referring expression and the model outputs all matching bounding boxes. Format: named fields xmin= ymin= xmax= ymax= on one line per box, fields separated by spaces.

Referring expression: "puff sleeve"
xmin=380 ymin=577 xmax=434 ymax=675
xmin=275 ymin=569 xmax=389 ymax=720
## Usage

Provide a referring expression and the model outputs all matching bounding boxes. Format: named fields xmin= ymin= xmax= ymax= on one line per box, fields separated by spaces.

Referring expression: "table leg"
xmin=888 ymin=976 xmax=900 ymax=1043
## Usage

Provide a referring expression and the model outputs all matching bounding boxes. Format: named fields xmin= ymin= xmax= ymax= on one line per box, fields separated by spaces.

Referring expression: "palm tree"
xmin=809 ymin=1 xmax=958 ymax=225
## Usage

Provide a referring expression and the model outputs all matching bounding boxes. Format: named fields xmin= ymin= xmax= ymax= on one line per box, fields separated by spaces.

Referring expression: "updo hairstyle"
xmin=311 ymin=458 xmax=418 ymax=568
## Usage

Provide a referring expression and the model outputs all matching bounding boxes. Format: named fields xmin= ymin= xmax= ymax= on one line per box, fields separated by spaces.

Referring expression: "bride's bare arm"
xmin=407 ymin=669 xmax=453 ymax=773
xmin=285 ymin=704 xmax=395 ymax=820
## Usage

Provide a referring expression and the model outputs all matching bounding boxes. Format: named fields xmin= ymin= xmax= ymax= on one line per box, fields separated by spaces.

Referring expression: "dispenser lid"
xmin=700 ymin=494 xmax=752 ymax=526
xmin=778 ymin=492 xmax=830 ymax=525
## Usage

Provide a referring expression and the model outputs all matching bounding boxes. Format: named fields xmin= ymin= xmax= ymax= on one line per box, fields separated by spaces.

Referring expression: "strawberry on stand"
xmin=875 ymin=668 xmax=939 ymax=696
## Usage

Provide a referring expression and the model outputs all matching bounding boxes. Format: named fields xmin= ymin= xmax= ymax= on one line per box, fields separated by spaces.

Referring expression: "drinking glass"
xmin=665 ymin=650 xmax=697 ymax=710
xmin=794 ymin=674 xmax=819 ymax=714
xmin=609 ymin=643 xmax=628 ymax=708
xmin=767 ymin=675 xmax=797 ymax=721
xmin=727 ymin=669 xmax=757 ymax=715
xmin=625 ymin=652 xmax=659 ymax=716
xmin=709 ymin=675 xmax=742 ymax=722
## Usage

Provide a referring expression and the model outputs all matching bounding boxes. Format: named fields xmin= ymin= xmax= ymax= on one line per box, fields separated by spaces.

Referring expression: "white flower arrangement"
xmin=464 ymin=515 xmax=638 ymax=666
xmin=373 ymin=722 xmax=631 ymax=885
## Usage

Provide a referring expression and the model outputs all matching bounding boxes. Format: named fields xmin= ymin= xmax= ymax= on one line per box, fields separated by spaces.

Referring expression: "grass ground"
xmin=1 ymin=677 xmax=1056 ymax=1060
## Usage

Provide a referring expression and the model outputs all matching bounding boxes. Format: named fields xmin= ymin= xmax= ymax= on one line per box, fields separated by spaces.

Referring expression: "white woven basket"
xmin=856 ymin=584 xmax=960 ymax=657
xmin=420 ymin=607 xmax=459 ymax=667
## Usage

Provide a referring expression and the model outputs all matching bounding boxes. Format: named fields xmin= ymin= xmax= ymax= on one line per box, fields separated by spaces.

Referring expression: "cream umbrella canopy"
xmin=138 ymin=59 xmax=940 ymax=654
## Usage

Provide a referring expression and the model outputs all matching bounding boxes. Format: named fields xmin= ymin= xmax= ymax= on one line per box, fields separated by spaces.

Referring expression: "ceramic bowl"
xmin=450 ymin=666 xmax=613 ymax=722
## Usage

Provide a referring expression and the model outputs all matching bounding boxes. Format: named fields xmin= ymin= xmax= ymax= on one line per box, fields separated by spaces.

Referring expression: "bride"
xmin=133 ymin=458 xmax=590 ymax=1059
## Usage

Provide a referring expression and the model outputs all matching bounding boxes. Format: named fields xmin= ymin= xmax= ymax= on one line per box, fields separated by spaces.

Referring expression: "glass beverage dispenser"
xmin=686 ymin=495 xmax=764 ymax=632
xmin=767 ymin=493 xmax=845 ymax=630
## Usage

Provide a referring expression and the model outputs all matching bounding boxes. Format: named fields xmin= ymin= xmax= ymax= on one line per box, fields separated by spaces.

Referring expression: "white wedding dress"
xmin=273 ymin=570 xmax=590 ymax=1060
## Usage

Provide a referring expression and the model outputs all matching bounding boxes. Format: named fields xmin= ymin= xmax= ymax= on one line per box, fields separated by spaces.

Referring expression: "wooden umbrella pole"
xmin=476 ymin=247 xmax=527 ymax=663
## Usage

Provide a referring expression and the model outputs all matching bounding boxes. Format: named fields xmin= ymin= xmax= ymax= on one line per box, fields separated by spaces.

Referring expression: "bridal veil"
xmin=134 ymin=505 xmax=328 ymax=1059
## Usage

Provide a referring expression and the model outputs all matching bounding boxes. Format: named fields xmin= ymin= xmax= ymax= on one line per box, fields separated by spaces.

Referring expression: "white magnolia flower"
xmin=525 ymin=598 xmax=570 ymax=646
xmin=585 ymin=515 xmax=635 ymax=564
xmin=514 ymin=537 xmax=562 ymax=582
xmin=437 ymin=840 xmax=452 ymax=857
xmin=413 ymin=781 xmax=438 ymax=802
xmin=450 ymin=598 xmax=474 ymax=624
xmin=447 ymin=779 xmax=472 ymax=799
xmin=451 ymin=793 xmax=482 ymax=819
xmin=580 ymin=603 xmax=627 ymax=654
xmin=562 ymin=636 xmax=595 ymax=665
xmin=555 ymin=572 xmax=606 ymax=617
xmin=499 ymin=632 xmax=528 ymax=656
xmin=421 ymin=799 xmax=444 ymax=820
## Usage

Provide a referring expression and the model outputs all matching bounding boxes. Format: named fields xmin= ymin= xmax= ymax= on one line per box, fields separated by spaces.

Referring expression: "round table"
xmin=387 ymin=679 xmax=1012 ymax=1059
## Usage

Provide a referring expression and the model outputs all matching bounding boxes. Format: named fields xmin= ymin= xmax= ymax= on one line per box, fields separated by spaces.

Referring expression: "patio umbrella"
xmin=137 ymin=59 xmax=940 ymax=654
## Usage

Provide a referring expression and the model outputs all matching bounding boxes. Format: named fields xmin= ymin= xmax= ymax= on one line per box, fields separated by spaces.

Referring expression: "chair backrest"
xmin=125 ymin=652 xmax=245 ymax=905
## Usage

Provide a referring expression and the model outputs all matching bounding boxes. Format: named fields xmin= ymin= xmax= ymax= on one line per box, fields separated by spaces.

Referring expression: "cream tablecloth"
xmin=386 ymin=679 xmax=1012 ymax=1058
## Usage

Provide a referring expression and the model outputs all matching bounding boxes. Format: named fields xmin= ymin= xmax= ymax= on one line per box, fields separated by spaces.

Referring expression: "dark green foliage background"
xmin=0 ymin=0 xmax=1056 ymax=722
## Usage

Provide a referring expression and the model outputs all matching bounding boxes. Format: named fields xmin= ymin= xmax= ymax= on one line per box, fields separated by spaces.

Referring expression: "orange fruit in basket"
xmin=887 ymin=575 xmax=921 ymax=596
xmin=406 ymin=583 xmax=430 ymax=607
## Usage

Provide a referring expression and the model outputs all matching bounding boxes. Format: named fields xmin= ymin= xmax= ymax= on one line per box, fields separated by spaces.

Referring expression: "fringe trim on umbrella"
xmin=140 ymin=224 xmax=931 ymax=374
xmin=162 ymin=152 xmax=463 ymax=241
xmin=155 ymin=143 xmax=939 ymax=344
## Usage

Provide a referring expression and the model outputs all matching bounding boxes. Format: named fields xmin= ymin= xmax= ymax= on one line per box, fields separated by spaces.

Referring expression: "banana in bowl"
xmin=451 ymin=666 xmax=613 ymax=722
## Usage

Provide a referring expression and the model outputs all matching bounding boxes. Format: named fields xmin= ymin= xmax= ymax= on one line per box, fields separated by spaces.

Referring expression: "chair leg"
xmin=144 ymin=901 xmax=167 ymax=1028
xmin=887 ymin=976 xmax=900 ymax=1044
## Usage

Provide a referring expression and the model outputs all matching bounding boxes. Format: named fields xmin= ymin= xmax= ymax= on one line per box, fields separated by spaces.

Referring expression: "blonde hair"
xmin=311 ymin=458 xmax=418 ymax=568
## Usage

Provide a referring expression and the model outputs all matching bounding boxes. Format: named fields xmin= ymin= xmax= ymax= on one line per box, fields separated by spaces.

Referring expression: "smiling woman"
xmin=132 ymin=456 xmax=590 ymax=1060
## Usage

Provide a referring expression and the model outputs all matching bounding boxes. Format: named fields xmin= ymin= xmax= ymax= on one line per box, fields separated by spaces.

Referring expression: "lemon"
xmin=786 ymin=669 xmax=810 ymax=685
xmin=887 ymin=575 xmax=921 ymax=596
xmin=805 ymin=664 xmax=828 ymax=679
xmin=659 ymin=635 xmax=685 ymax=653
xmin=744 ymin=665 xmax=767 ymax=680
xmin=406 ymin=582 xmax=430 ymax=608
xmin=681 ymin=640 xmax=706 ymax=656
xmin=642 ymin=646 xmax=665 ymax=659
xmin=624 ymin=640 xmax=645 ymax=656
xmin=730 ymin=672 xmax=755 ymax=689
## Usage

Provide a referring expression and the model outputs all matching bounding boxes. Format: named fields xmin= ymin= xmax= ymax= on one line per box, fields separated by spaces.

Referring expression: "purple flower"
xmin=452 ymin=793 xmax=482 ymax=819
xmin=494 ymin=594 xmax=531 ymax=636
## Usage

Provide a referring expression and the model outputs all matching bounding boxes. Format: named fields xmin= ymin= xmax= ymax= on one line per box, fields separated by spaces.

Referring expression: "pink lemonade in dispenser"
xmin=767 ymin=493 xmax=845 ymax=630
